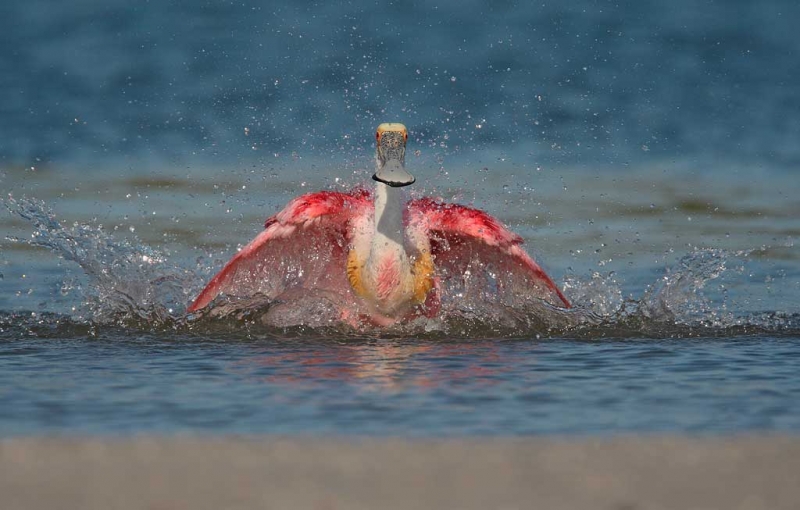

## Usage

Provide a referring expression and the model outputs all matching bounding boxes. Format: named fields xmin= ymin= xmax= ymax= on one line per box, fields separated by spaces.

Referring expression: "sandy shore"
xmin=2 ymin=435 xmax=798 ymax=510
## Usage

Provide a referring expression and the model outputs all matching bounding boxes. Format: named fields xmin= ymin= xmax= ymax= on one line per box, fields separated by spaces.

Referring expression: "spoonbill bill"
xmin=188 ymin=123 xmax=570 ymax=325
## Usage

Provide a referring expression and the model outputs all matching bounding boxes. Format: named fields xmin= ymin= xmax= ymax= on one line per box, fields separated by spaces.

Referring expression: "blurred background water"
xmin=1 ymin=0 xmax=799 ymax=436
xmin=2 ymin=0 xmax=800 ymax=171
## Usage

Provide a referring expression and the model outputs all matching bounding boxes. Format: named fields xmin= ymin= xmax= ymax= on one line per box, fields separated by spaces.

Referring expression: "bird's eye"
xmin=403 ymin=132 xmax=408 ymax=142
xmin=376 ymin=131 xmax=381 ymax=141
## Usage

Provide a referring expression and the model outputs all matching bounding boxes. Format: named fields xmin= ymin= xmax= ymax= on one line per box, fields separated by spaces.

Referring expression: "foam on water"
xmin=4 ymin=194 xmax=798 ymax=339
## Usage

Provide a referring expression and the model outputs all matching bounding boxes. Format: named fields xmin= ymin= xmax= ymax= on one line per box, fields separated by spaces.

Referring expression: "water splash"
xmin=565 ymin=247 xmax=800 ymax=338
xmin=4 ymin=195 xmax=195 ymax=327
xmin=638 ymin=248 xmax=732 ymax=325
xmin=3 ymin=195 xmax=798 ymax=338
xmin=562 ymin=270 xmax=624 ymax=317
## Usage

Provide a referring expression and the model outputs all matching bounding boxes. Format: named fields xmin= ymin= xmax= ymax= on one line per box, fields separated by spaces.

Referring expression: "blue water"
xmin=3 ymin=0 xmax=799 ymax=170
xmin=1 ymin=329 xmax=799 ymax=436
xmin=1 ymin=0 xmax=799 ymax=436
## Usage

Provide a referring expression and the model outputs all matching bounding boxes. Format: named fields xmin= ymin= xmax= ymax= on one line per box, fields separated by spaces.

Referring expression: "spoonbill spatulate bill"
xmin=188 ymin=123 xmax=570 ymax=326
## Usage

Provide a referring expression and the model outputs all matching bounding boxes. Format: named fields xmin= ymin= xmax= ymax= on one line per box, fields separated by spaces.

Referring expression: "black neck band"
xmin=372 ymin=174 xmax=415 ymax=187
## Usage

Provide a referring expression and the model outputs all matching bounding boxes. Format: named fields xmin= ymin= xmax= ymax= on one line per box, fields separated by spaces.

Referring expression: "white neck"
xmin=373 ymin=181 xmax=405 ymax=245
xmin=372 ymin=182 xmax=405 ymax=258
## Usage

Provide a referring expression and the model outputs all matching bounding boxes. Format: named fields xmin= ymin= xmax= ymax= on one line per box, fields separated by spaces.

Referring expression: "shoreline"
xmin=2 ymin=435 xmax=798 ymax=509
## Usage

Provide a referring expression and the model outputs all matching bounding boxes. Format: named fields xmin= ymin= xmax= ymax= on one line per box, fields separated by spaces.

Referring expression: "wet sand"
xmin=2 ymin=435 xmax=798 ymax=510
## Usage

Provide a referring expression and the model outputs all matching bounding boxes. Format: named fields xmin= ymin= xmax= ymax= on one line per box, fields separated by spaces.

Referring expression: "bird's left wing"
xmin=188 ymin=189 xmax=372 ymax=312
xmin=408 ymin=197 xmax=570 ymax=309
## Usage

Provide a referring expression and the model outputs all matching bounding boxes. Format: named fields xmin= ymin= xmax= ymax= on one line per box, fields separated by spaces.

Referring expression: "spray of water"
xmin=4 ymin=195 xmax=195 ymax=327
xmin=3 ymin=195 xmax=798 ymax=338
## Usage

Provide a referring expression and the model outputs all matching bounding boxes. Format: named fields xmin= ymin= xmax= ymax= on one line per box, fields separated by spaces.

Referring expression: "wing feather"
xmin=408 ymin=198 xmax=570 ymax=309
xmin=188 ymin=189 xmax=371 ymax=312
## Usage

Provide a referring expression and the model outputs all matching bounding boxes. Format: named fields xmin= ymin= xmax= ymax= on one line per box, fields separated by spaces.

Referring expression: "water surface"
xmin=1 ymin=0 xmax=799 ymax=436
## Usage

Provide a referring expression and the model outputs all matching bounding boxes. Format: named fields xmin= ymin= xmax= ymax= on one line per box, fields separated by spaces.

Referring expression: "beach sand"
xmin=2 ymin=435 xmax=798 ymax=510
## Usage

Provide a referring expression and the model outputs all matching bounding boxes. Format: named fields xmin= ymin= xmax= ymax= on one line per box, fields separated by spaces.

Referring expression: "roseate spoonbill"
xmin=188 ymin=123 xmax=570 ymax=325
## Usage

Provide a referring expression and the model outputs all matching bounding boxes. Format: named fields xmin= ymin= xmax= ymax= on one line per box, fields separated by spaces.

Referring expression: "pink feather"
xmin=188 ymin=187 xmax=570 ymax=316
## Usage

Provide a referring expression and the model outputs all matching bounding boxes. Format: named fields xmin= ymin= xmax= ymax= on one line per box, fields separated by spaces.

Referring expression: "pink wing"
xmin=408 ymin=198 xmax=570 ymax=309
xmin=188 ymin=189 xmax=372 ymax=313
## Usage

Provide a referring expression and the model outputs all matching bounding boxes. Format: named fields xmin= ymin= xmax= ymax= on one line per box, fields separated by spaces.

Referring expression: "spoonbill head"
xmin=188 ymin=123 xmax=570 ymax=327
xmin=373 ymin=123 xmax=415 ymax=187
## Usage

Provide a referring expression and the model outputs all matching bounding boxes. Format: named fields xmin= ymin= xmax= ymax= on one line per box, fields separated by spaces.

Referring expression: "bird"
xmin=187 ymin=123 xmax=570 ymax=326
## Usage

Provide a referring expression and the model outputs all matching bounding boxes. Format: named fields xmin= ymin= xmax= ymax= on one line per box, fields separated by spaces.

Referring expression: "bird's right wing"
xmin=188 ymin=189 xmax=372 ymax=312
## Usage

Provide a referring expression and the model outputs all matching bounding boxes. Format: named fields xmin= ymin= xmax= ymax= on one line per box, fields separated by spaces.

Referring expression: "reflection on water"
xmin=231 ymin=342 xmax=513 ymax=391
xmin=2 ymin=328 xmax=800 ymax=435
